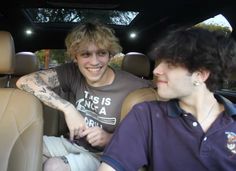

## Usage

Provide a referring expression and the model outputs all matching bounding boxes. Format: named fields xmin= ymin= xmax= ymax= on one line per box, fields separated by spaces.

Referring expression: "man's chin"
xmin=86 ymin=77 xmax=102 ymax=86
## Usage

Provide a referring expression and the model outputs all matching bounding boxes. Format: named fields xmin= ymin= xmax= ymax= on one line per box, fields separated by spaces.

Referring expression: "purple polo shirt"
xmin=101 ymin=94 xmax=236 ymax=171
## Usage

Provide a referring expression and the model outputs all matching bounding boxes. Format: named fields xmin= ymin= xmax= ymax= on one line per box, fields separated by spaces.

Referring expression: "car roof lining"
xmin=0 ymin=0 xmax=235 ymax=53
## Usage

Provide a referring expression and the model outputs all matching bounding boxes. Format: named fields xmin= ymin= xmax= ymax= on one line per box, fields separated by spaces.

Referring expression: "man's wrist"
xmin=62 ymin=103 xmax=76 ymax=115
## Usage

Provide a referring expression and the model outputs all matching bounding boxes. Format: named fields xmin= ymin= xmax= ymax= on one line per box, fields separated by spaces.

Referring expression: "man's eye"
xmin=81 ymin=52 xmax=90 ymax=57
xmin=166 ymin=62 xmax=175 ymax=68
xmin=97 ymin=51 xmax=109 ymax=56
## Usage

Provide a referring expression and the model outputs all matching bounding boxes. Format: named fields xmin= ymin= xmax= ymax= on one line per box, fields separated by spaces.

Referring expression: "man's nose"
xmin=153 ymin=63 xmax=163 ymax=75
xmin=90 ymin=54 xmax=99 ymax=65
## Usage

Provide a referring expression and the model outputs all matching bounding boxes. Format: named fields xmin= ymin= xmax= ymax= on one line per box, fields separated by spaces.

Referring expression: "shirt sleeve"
xmin=101 ymin=104 xmax=149 ymax=171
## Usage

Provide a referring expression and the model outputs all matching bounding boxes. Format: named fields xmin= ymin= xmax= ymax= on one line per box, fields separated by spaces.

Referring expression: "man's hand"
xmin=64 ymin=105 xmax=86 ymax=141
xmin=80 ymin=126 xmax=113 ymax=147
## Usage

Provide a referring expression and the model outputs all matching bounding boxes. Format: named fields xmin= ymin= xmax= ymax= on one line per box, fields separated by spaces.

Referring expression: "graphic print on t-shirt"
xmin=75 ymin=90 xmax=117 ymax=127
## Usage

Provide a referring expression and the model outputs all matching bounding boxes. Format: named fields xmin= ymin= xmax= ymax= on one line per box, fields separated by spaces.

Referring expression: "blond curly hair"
xmin=65 ymin=22 xmax=122 ymax=59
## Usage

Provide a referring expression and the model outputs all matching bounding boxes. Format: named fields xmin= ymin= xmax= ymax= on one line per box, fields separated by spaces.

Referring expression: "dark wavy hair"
xmin=150 ymin=27 xmax=236 ymax=91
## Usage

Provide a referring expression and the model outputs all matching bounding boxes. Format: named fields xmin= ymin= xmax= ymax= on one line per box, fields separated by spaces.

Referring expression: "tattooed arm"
xmin=16 ymin=69 xmax=86 ymax=140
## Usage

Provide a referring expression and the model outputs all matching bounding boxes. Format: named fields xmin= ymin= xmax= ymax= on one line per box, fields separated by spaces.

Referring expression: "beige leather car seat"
xmin=0 ymin=31 xmax=43 ymax=171
xmin=0 ymin=31 xmax=15 ymax=88
xmin=121 ymin=52 xmax=151 ymax=79
xmin=42 ymin=87 xmax=70 ymax=136
xmin=120 ymin=87 xmax=160 ymax=120
xmin=8 ymin=51 xmax=40 ymax=87
xmin=120 ymin=52 xmax=161 ymax=120
xmin=14 ymin=52 xmax=39 ymax=75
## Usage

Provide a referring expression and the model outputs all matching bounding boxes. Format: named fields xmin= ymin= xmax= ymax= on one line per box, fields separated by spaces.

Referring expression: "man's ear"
xmin=199 ymin=69 xmax=210 ymax=82
xmin=193 ymin=69 xmax=210 ymax=84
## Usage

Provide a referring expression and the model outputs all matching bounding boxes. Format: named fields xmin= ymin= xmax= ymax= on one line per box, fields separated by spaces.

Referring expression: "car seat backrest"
xmin=0 ymin=31 xmax=15 ymax=74
xmin=121 ymin=52 xmax=151 ymax=79
xmin=0 ymin=31 xmax=43 ymax=171
xmin=0 ymin=31 xmax=15 ymax=88
xmin=14 ymin=52 xmax=39 ymax=76
xmin=43 ymin=86 xmax=70 ymax=136
xmin=9 ymin=51 xmax=40 ymax=88
xmin=120 ymin=87 xmax=159 ymax=120
xmin=0 ymin=89 xmax=43 ymax=171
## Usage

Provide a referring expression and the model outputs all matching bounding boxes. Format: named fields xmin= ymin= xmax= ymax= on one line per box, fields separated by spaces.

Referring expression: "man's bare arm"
xmin=16 ymin=69 xmax=86 ymax=140
xmin=16 ymin=69 xmax=71 ymax=111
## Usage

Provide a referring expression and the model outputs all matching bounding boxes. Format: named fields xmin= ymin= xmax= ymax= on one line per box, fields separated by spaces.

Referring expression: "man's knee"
xmin=43 ymin=157 xmax=70 ymax=171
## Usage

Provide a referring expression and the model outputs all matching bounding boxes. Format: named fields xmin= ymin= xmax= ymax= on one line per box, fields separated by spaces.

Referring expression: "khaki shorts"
xmin=43 ymin=135 xmax=100 ymax=171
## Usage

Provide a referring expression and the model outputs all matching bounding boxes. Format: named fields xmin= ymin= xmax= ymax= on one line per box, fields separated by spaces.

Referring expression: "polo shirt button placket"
xmin=200 ymin=136 xmax=211 ymax=169
xmin=200 ymin=136 xmax=211 ymax=157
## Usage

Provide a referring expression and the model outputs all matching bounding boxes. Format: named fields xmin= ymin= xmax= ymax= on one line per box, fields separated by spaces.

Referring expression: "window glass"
xmin=25 ymin=8 xmax=139 ymax=26
xmin=108 ymin=53 xmax=124 ymax=69
xmin=35 ymin=49 xmax=70 ymax=69
xmin=196 ymin=14 xmax=232 ymax=32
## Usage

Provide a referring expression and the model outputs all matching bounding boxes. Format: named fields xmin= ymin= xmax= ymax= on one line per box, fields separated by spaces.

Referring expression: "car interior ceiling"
xmin=0 ymin=0 xmax=235 ymax=53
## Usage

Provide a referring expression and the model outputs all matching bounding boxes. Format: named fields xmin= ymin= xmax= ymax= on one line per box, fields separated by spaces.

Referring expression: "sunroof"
xmin=24 ymin=8 xmax=139 ymax=26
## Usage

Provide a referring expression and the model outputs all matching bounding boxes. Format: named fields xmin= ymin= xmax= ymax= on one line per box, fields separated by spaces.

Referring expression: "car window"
xmin=35 ymin=49 xmax=70 ymax=69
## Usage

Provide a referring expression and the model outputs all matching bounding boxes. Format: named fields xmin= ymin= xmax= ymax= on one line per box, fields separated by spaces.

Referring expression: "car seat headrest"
xmin=0 ymin=31 xmax=15 ymax=74
xmin=121 ymin=52 xmax=150 ymax=78
xmin=14 ymin=52 xmax=39 ymax=76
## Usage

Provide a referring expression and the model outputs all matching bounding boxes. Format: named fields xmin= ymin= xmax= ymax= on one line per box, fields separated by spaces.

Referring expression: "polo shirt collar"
xmin=214 ymin=93 xmax=236 ymax=116
xmin=167 ymin=99 xmax=182 ymax=117
xmin=167 ymin=94 xmax=236 ymax=117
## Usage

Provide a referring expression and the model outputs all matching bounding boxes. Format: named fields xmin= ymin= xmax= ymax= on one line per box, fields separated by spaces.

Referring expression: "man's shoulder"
xmin=134 ymin=99 xmax=181 ymax=118
xmin=55 ymin=62 xmax=75 ymax=70
xmin=114 ymin=69 xmax=152 ymax=86
xmin=134 ymin=100 xmax=169 ymax=109
xmin=55 ymin=62 xmax=79 ymax=76
xmin=126 ymin=100 xmax=172 ymax=122
xmin=115 ymin=69 xmax=139 ymax=78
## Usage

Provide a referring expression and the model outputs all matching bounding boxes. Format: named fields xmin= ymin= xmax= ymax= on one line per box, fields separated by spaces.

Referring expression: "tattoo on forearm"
xmin=20 ymin=84 xmax=35 ymax=94
xmin=34 ymin=73 xmax=46 ymax=85
xmin=48 ymin=74 xmax=59 ymax=87
xmin=18 ymin=69 xmax=69 ymax=111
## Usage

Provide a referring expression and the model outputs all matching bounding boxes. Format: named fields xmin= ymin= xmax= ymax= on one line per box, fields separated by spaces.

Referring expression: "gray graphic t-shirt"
xmin=56 ymin=62 xmax=152 ymax=151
